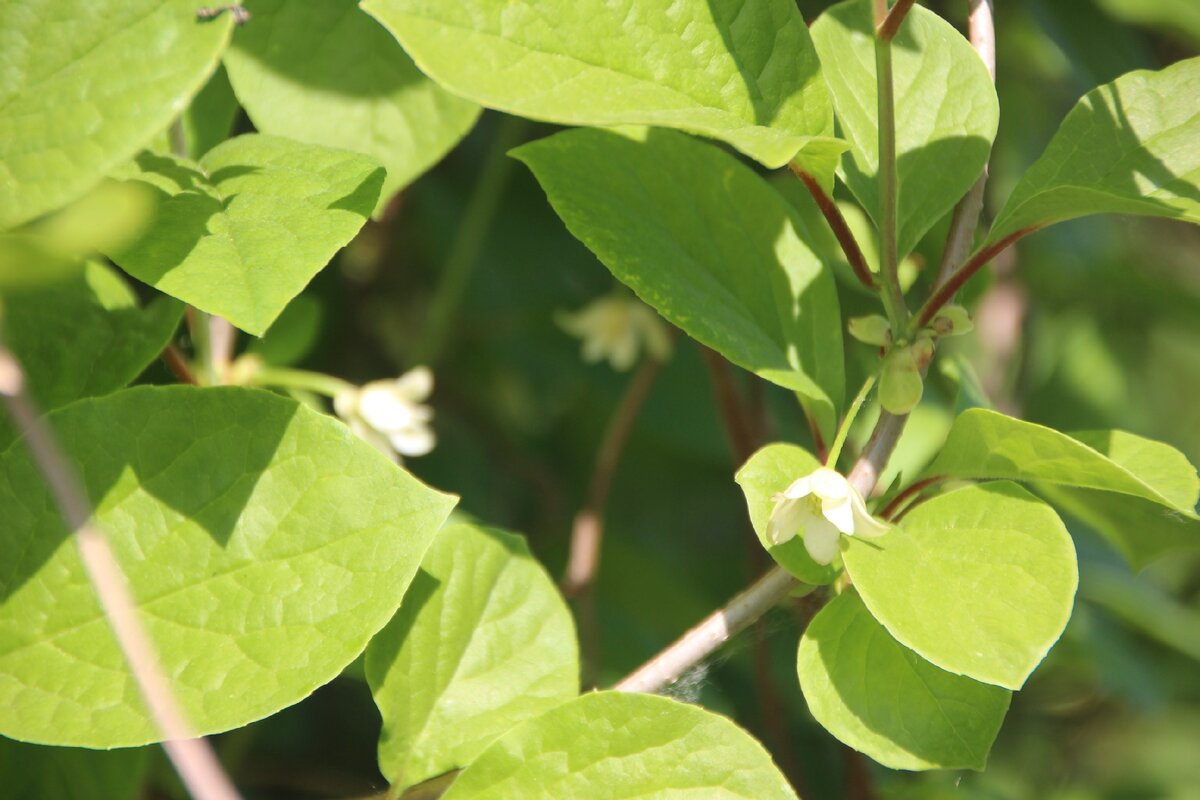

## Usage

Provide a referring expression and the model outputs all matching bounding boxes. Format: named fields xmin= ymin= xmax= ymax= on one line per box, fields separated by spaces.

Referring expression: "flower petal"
xmin=388 ymin=425 xmax=436 ymax=457
xmin=810 ymin=468 xmax=850 ymax=500
xmin=780 ymin=475 xmax=814 ymax=499
xmin=393 ymin=366 xmax=433 ymax=401
xmin=803 ymin=517 xmax=842 ymax=565
xmin=821 ymin=495 xmax=857 ymax=535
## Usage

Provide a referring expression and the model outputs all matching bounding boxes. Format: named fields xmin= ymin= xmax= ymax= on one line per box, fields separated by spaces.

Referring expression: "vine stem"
xmin=246 ymin=364 xmax=354 ymax=398
xmin=915 ymin=228 xmax=1036 ymax=328
xmin=789 ymin=166 xmax=878 ymax=291
xmin=0 ymin=340 xmax=242 ymax=800
xmin=612 ymin=411 xmax=908 ymax=694
xmin=873 ymin=4 xmax=910 ymax=333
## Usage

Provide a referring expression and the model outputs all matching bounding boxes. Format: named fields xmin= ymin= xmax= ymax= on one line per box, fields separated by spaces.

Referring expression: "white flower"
xmin=334 ymin=367 xmax=436 ymax=462
xmin=766 ymin=467 xmax=889 ymax=564
xmin=556 ymin=294 xmax=672 ymax=371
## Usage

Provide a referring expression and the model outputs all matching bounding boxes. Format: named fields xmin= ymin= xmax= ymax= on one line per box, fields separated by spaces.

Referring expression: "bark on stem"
xmin=613 ymin=410 xmax=909 ymax=694
xmin=0 ymin=342 xmax=241 ymax=800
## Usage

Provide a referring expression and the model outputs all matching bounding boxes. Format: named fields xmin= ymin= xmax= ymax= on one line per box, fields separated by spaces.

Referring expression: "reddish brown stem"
xmin=699 ymin=347 xmax=758 ymax=465
xmin=162 ymin=345 xmax=199 ymax=386
xmin=877 ymin=0 xmax=917 ymax=40
xmin=879 ymin=475 xmax=944 ymax=520
xmin=790 ymin=166 xmax=879 ymax=292
xmin=915 ymin=228 xmax=1037 ymax=329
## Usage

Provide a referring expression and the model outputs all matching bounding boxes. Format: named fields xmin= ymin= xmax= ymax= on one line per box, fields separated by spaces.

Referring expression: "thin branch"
xmin=933 ymin=0 xmax=997 ymax=288
xmin=208 ymin=316 xmax=237 ymax=385
xmin=0 ymin=341 xmax=241 ymax=800
xmin=163 ymin=344 xmax=199 ymax=386
xmin=562 ymin=355 xmax=664 ymax=598
xmin=915 ymin=228 xmax=1037 ymax=328
xmin=879 ymin=475 xmax=944 ymax=520
xmin=612 ymin=409 xmax=909 ymax=694
xmin=877 ymin=0 xmax=917 ymax=41
xmin=699 ymin=347 xmax=758 ymax=465
xmin=789 ymin=166 xmax=878 ymax=291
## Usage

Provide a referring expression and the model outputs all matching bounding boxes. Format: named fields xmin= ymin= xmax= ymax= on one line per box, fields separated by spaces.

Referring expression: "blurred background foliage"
xmin=4 ymin=1 xmax=1198 ymax=798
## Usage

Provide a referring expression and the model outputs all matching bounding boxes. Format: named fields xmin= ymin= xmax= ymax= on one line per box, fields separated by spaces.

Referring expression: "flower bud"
xmin=879 ymin=346 xmax=924 ymax=414
xmin=931 ymin=304 xmax=973 ymax=337
xmin=847 ymin=314 xmax=892 ymax=347
xmin=911 ymin=333 xmax=936 ymax=370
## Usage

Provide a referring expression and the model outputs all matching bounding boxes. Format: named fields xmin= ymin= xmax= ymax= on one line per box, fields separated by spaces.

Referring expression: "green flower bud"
xmin=848 ymin=314 xmax=892 ymax=347
xmin=931 ymin=304 xmax=973 ymax=337
xmin=911 ymin=333 xmax=936 ymax=369
xmin=879 ymin=346 xmax=924 ymax=414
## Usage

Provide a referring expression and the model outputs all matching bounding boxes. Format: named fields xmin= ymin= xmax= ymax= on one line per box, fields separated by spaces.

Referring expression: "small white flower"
xmin=556 ymin=294 xmax=672 ymax=371
xmin=766 ymin=467 xmax=889 ymax=565
xmin=334 ymin=367 xmax=436 ymax=462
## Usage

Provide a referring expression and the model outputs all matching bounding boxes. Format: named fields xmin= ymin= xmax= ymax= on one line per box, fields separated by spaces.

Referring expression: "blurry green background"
xmin=5 ymin=1 xmax=1200 ymax=798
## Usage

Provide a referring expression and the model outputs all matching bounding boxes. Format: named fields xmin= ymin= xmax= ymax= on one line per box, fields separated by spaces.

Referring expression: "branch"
xmin=162 ymin=344 xmax=199 ymax=386
xmin=0 ymin=340 xmax=242 ymax=800
xmin=612 ymin=410 xmax=909 ymax=694
xmin=933 ymin=0 xmax=997 ymax=288
xmin=873 ymin=18 xmax=910 ymax=331
xmin=915 ymin=227 xmax=1037 ymax=328
xmin=699 ymin=347 xmax=758 ymax=465
xmin=877 ymin=0 xmax=917 ymax=41
xmin=789 ymin=166 xmax=878 ymax=291
xmin=562 ymin=355 xmax=664 ymax=599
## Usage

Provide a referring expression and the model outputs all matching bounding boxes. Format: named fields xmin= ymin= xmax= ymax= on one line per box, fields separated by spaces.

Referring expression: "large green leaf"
xmin=810 ymin=0 xmax=999 ymax=257
xmin=441 ymin=692 xmax=797 ymax=800
xmin=924 ymin=408 xmax=1200 ymax=566
xmin=0 ymin=0 xmax=232 ymax=229
xmin=0 ymin=386 xmax=456 ymax=747
xmin=224 ymin=0 xmax=480 ymax=213
xmin=515 ymin=127 xmax=844 ymax=438
xmin=0 ymin=262 xmax=182 ymax=447
xmin=0 ymin=737 xmax=148 ymax=799
xmin=107 ymin=134 xmax=384 ymax=335
xmin=988 ymin=57 xmax=1200 ymax=244
xmin=797 ymin=591 xmax=1010 ymax=771
xmin=366 ymin=522 xmax=578 ymax=791
xmin=362 ymin=0 xmax=836 ymax=169
xmin=735 ymin=443 xmax=839 ymax=585
xmin=843 ymin=482 xmax=1078 ymax=690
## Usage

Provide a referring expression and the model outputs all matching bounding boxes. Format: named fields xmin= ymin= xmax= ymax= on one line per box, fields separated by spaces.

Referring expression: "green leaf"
xmin=988 ymin=57 xmax=1200 ymax=244
xmin=0 ymin=0 xmax=233 ymax=229
xmin=441 ymin=692 xmax=797 ymax=800
xmin=515 ymin=127 xmax=844 ymax=438
xmin=366 ymin=522 xmax=579 ymax=791
xmin=107 ymin=134 xmax=385 ymax=335
xmin=797 ymin=591 xmax=1010 ymax=771
xmin=810 ymin=0 xmax=999 ymax=257
xmin=734 ymin=443 xmax=839 ymax=584
xmin=0 ymin=385 xmax=456 ymax=747
xmin=362 ymin=0 xmax=836 ymax=169
xmin=0 ymin=262 xmax=182 ymax=447
xmin=0 ymin=737 xmax=148 ymax=800
xmin=843 ymin=482 xmax=1078 ymax=690
xmin=180 ymin=65 xmax=240 ymax=159
xmin=224 ymin=0 xmax=480 ymax=213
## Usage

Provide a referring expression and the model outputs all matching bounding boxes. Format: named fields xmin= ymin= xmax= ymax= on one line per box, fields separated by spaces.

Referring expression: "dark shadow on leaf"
xmin=329 ymin=167 xmax=386 ymax=213
xmin=208 ymin=164 xmax=262 ymax=185
xmin=0 ymin=386 xmax=297 ymax=601
xmin=233 ymin=0 xmax=428 ymax=98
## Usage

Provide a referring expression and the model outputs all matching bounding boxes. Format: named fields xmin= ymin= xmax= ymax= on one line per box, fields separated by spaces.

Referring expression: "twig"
xmin=0 ymin=340 xmax=241 ymax=800
xmin=699 ymin=347 xmax=757 ymax=465
xmin=162 ymin=344 xmax=199 ymax=386
xmin=789 ymin=166 xmax=878 ymax=291
xmin=879 ymin=475 xmax=943 ymax=520
xmin=207 ymin=317 xmax=237 ymax=385
xmin=877 ymin=0 xmax=917 ymax=41
xmin=562 ymin=356 xmax=665 ymax=598
xmin=915 ymin=228 xmax=1037 ymax=328
xmin=933 ymin=0 xmax=997 ymax=288
xmin=612 ymin=410 xmax=909 ymax=694
xmin=562 ymin=356 xmax=665 ymax=686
